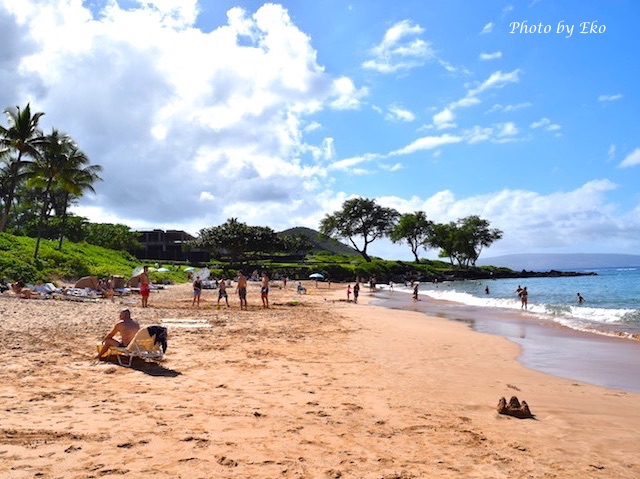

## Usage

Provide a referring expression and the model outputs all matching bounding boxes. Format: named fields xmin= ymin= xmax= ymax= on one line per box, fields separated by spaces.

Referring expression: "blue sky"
xmin=1 ymin=0 xmax=639 ymax=260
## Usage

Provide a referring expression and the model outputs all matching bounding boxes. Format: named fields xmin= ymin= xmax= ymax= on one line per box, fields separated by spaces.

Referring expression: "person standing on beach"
xmin=95 ymin=308 xmax=140 ymax=360
xmin=218 ymin=278 xmax=230 ymax=307
xmin=413 ymin=282 xmax=419 ymax=301
xmin=347 ymin=285 xmax=351 ymax=302
xmin=192 ymin=276 xmax=202 ymax=307
xmin=261 ymin=272 xmax=270 ymax=309
xmin=353 ymin=282 xmax=360 ymax=304
xmin=139 ymin=266 xmax=150 ymax=308
xmin=237 ymin=271 xmax=248 ymax=310
xmin=520 ymin=286 xmax=528 ymax=309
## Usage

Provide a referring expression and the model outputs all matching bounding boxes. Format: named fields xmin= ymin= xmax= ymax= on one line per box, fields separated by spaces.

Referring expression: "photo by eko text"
xmin=509 ymin=21 xmax=606 ymax=38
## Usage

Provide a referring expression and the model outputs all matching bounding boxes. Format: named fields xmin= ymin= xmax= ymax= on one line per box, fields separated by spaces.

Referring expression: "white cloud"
xmin=480 ymin=22 xmax=493 ymax=34
xmin=330 ymin=76 xmax=369 ymax=110
xmin=467 ymin=69 xmax=521 ymax=97
xmin=0 ymin=1 xmax=364 ymax=233
xmin=369 ymin=179 xmax=634 ymax=259
xmin=386 ymin=105 xmax=415 ymax=122
xmin=530 ymin=117 xmax=561 ymax=132
xmin=497 ymin=122 xmax=518 ymax=137
xmin=362 ymin=19 xmax=435 ymax=73
xmin=487 ymin=102 xmax=532 ymax=113
xmin=598 ymin=93 xmax=623 ymax=102
xmin=480 ymin=51 xmax=502 ymax=61
xmin=619 ymin=148 xmax=640 ymax=168
xmin=432 ymin=108 xmax=456 ymax=130
xmin=390 ymin=134 xmax=462 ymax=155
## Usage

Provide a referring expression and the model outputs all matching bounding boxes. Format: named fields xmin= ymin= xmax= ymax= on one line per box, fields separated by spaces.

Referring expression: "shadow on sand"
xmin=102 ymin=357 xmax=182 ymax=377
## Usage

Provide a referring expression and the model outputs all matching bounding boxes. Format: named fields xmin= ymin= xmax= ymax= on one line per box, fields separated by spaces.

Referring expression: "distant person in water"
xmin=485 ymin=286 xmax=490 ymax=295
xmin=520 ymin=286 xmax=528 ymax=309
xmin=577 ymin=292 xmax=585 ymax=304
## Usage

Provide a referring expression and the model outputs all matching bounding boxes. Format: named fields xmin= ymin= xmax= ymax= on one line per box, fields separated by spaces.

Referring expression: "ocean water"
xmin=388 ymin=267 xmax=640 ymax=339
xmin=371 ymin=267 xmax=640 ymax=392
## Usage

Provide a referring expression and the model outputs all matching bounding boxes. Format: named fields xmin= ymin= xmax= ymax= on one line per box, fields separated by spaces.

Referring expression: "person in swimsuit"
xmin=520 ymin=286 xmax=528 ymax=309
xmin=237 ymin=271 xmax=247 ymax=310
xmin=139 ymin=266 xmax=150 ymax=308
xmin=353 ymin=282 xmax=360 ymax=303
xmin=192 ymin=276 xmax=202 ymax=307
xmin=261 ymin=272 xmax=270 ymax=309
xmin=218 ymin=278 xmax=230 ymax=307
xmin=95 ymin=309 xmax=140 ymax=360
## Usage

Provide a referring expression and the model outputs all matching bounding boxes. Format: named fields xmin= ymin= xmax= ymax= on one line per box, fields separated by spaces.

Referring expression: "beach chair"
xmin=100 ymin=325 xmax=168 ymax=367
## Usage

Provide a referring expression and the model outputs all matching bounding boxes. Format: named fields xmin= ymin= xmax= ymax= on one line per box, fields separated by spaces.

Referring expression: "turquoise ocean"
xmin=406 ymin=266 xmax=640 ymax=338
xmin=371 ymin=266 xmax=640 ymax=393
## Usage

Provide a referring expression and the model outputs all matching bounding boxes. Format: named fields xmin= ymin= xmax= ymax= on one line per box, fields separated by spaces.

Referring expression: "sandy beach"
xmin=1 ymin=281 xmax=639 ymax=478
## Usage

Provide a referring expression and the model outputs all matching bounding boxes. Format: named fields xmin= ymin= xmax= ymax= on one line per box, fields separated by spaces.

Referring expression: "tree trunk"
xmin=57 ymin=193 xmax=69 ymax=250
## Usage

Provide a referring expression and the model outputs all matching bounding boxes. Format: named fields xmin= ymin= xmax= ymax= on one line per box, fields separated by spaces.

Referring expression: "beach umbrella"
xmin=157 ymin=267 xmax=170 ymax=272
xmin=192 ymin=267 xmax=210 ymax=280
xmin=132 ymin=266 xmax=144 ymax=277
xmin=184 ymin=266 xmax=196 ymax=272
xmin=309 ymin=273 xmax=324 ymax=279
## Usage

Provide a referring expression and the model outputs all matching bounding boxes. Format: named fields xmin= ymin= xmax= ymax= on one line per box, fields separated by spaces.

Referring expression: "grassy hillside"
xmin=0 ymin=232 xmax=518 ymax=286
xmin=278 ymin=226 xmax=359 ymax=256
xmin=0 ymin=233 xmax=143 ymax=284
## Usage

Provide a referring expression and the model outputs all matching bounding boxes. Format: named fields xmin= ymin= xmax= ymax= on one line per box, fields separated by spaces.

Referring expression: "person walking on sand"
xmin=353 ymin=282 xmax=360 ymax=304
xmin=347 ymin=284 xmax=351 ymax=302
xmin=261 ymin=272 xmax=270 ymax=309
xmin=237 ymin=271 xmax=248 ymax=310
xmin=139 ymin=266 xmax=150 ymax=308
xmin=413 ymin=282 xmax=419 ymax=301
xmin=95 ymin=309 xmax=140 ymax=360
xmin=218 ymin=278 xmax=230 ymax=307
xmin=192 ymin=276 xmax=202 ymax=307
xmin=520 ymin=286 xmax=528 ymax=309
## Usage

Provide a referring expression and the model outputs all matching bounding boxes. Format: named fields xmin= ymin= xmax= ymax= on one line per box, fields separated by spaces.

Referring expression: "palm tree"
xmin=29 ymin=130 xmax=100 ymax=259
xmin=51 ymin=147 xmax=102 ymax=250
xmin=0 ymin=104 xmax=45 ymax=232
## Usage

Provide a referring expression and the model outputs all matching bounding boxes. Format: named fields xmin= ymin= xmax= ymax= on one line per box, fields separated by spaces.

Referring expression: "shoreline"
xmin=1 ymin=281 xmax=639 ymax=477
xmin=370 ymin=288 xmax=640 ymax=394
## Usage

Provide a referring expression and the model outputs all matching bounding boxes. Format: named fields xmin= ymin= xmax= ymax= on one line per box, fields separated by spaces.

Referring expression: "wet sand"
xmin=372 ymin=289 xmax=640 ymax=393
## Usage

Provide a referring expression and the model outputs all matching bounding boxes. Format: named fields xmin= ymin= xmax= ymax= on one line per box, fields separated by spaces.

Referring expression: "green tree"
xmin=428 ymin=216 xmax=503 ymax=267
xmin=429 ymin=222 xmax=459 ymax=266
xmin=28 ymin=130 xmax=100 ymax=259
xmin=319 ymin=197 xmax=399 ymax=262
xmin=0 ymin=103 xmax=45 ymax=232
xmin=82 ymin=223 xmax=141 ymax=251
xmin=48 ymin=148 xmax=102 ymax=250
xmin=390 ymin=211 xmax=434 ymax=263
xmin=455 ymin=215 xmax=503 ymax=267
xmin=193 ymin=218 xmax=287 ymax=263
